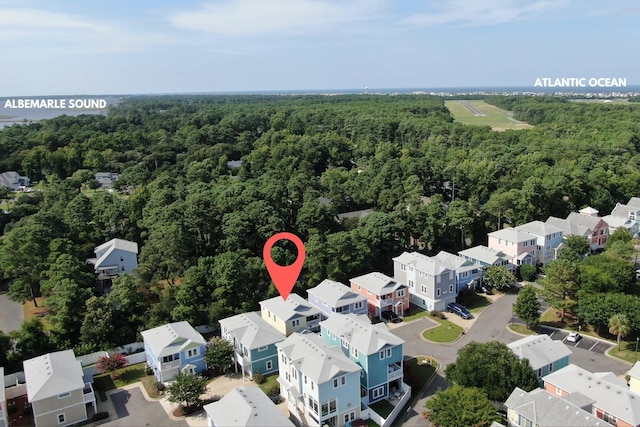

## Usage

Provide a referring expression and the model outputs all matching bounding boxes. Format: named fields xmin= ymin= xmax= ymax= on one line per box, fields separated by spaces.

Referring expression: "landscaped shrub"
xmin=438 ymin=312 xmax=447 ymax=320
xmin=145 ymin=366 xmax=153 ymax=376
xmin=252 ymin=372 xmax=265 ymax=384
xmin=430 ymin=310 xmax=439 ymax=317
xmin=519 ymin=264 xmax=538 ymax=282
xmin=264 ymin=383 xmax=280 ymax=396
xmin=155 ymin=381 xmax=166 ymax=392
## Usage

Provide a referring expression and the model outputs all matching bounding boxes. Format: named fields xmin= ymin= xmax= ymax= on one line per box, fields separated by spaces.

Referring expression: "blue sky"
xmin=0 ymin=0 xmax=638 ymax=96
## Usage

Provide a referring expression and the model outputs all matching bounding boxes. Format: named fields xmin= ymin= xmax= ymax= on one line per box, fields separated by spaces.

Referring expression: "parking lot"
xmin=537 ymin=326 xmax=613 ymax=354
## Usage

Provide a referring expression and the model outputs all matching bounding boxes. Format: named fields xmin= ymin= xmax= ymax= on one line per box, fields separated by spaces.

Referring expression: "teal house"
xmin=508 ymin=334 xmax=572 ymax=381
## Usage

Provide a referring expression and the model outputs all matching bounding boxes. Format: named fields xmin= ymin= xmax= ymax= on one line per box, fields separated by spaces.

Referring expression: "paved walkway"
xmin=0 ymin=284 xmax=23 ymax=333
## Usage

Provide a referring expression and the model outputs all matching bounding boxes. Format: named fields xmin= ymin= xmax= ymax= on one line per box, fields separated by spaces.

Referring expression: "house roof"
xmin=602 ymin=214 xmax=636 ymax=230
xmin=95 ymin=238 xmax=139 ymax=255
xmin=320 ymin=313 xmax=403 ymax=355
xmin=458 ymin=245 xmax=509 ymax=265
xmin=628 ymin=361 xmax=640 ymax=380
xmin=546 ymin=216 xmax=592 ymax=238
xmin=392 ymin=252 xmax=451 ymax=276
xmin=337 ymin=209 xmax=373 ymax=220
xmin=259 ymin=293 xmax=321 ymax=322
xmin=0 ymin=171 xmax=20 ymax=188
xmin=24 ymin=350 xmax=85 ymax=402
xmin=276 ymin=332 xmax=361 ymax=384
xmin=350 ymin=272 xmax=406 ymax=295
xmin=203 ymin=386 xmax=294 ymax=427
xmin=543 ymin=364 xmax=640 ymax=426
xmin=507 ymin=335 xmax=572 ymax=370
xmin=566 ymin=212 xmax=603 ymax=231
xmin=219 ymin=312 xmax=284 ymax=350
xmin=579 ymin=206 xmax=600 ymax=216
xmin=515 ymin=220 xmax=563 ymax=237
xmin=141 ymin=321 xmax=206 ymax=358
xmin=307 ymin=279 xmax=367 ymax=308
xmin=504 ymin=387 xmax=603 ymax=426
xmin=488 ymin=228 xmax=537 ymax=243
xmin=433 ymin=251 xmax=478 ymax=273
xmin=629 ymin=197 xmax=640 ymax=208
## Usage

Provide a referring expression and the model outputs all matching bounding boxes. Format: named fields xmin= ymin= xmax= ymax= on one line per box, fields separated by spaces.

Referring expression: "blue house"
xmin=277 ymin=332 xmax=362 ymax=427
xmin=508 ymin=334 xmax=572 ymax=381
xmin=320 ymin=313 xmax=405 ymax=405
xmin=141 ymin=321 xmax=207 ymax=383
xmin=307 ymin=279 xmax=368 ymax=320
xmin=219 ymin=311 xmax=284 ymax=380
xmin=433 ymin=250 xmax=483 ymax=294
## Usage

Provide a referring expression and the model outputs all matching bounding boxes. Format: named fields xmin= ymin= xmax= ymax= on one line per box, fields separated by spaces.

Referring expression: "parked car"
xmin=566 ymin=332 xmax=581 ymax=342
xmin=381 ymin=310 xmax=402 ymax=323
xmin=447 ymin=302 xmax=472 ymax=319
xmin=481 ymin=286 xmax=493 ymax=295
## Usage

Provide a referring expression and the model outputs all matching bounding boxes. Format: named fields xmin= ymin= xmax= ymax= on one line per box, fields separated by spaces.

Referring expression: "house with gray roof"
xmin=393 ymin=251 xmax=457 ymax=312
xmin=515 ymin=220 xmax=564 ymax=265
xmin=628 ymin=361 xmax=640 ymax=395
xmin=204 ymin=386 xmax=294 ymax=427
xmin=141 ymin=321 xmax=207 ymax=382
xmin=610 ymin=197 xmax=640 ymax=237
xmin=350 ymin=272 xmax=409 ymax=319
xmin=433 ymin=250 xmax=483 ymax=293
xmin=307 ymin=279 xmax=367 ymax=320
xmin=86 ymin=238 xmax=138 ymax=292
xmin=543 ymin=363 xmax=640 ymax=426
xmin=23 ymin=350 xmax=96 ymax=427
xmin=260 ymin=293 xmax=322 ymax=336
xmin=94 ymin=172 xmax=119 ymax=189
xmin=487 ymin=228 xmax=538 ymax=267
xmin=321 ymin=313 xmax=405 ymax=405
xmin=507 ymin=335 xmax=572 ymax=380
xmin=0 ymin=171 xmax=30 ymax=191
xmin=458 ymin=245 xmax=512 ymax=270
xmin=505 ymin=387 xmax=603 ymax=427
xmin=219 ymin=312 xmax=284 ymax=379
xmin=277 ymin=332 xmax=362 ymax=427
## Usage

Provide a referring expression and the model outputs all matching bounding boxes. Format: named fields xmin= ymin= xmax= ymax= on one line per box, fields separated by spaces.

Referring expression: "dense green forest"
xmin=1 ymin=94 xmax=640 ymax=368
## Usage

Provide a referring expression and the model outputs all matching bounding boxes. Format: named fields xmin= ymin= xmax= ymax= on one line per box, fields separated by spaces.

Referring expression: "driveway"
xmin=103 ymin=388 xmax=187 ymax=427
xmin=0 ymin=284 xmax=23 ymax=333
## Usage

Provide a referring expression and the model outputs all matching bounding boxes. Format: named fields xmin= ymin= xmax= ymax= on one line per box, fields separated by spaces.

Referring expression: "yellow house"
xmin=259 ymin=293 xmax=321 ymax=336
xmin=628 ymin=361 xmax=640 ymax=394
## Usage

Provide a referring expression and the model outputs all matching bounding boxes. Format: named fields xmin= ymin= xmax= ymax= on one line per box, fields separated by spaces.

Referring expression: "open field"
xmin=445 ymin=100 xmax=533 ymax=131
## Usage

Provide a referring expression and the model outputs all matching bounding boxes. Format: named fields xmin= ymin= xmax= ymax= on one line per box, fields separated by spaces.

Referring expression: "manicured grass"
xmin=445 ymin=100 xmax=533 ymax=131
xmin=508 ymin=324 xmax=536 ymax=335
xmin=370 ymin=399 xmax=395 ymax=418
xmin=463 ymin=294 xmax=491 ymax=314
xmin=258 ymin=374 xmax=280 ymax=396
xmin=141 ymin=375 xmax=160 ymax=398
xmin=94 ymin=364 xmax=159 ymax=400
xmin=608 ymin=341 xmax=640 ymax=364
xmin=422 ymin=319 xmax=463 ymax=343
xmin=402 ymin=307 xmax=430 ymax=322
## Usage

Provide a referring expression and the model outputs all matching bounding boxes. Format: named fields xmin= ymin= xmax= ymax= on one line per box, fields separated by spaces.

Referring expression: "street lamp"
xmin=635 ymin=337 xmax=639 ymax=364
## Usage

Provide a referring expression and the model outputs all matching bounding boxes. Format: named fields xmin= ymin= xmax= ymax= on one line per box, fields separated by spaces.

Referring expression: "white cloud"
xmin=400 ymin=0 xmax=567 ymax=28
xmin=169 ymin=0 xmax=386 ymax=36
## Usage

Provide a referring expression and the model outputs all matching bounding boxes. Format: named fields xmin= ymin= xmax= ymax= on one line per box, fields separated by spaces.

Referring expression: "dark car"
xmin=381 ymin=311 xmax=402 ymax=323
xmin=481 ymin=286 xmax=493 ymax=295
xmin=447 ymin=302 xmax=472 ymax=319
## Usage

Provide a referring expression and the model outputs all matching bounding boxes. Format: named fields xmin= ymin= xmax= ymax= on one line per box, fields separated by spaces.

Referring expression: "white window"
xmin=372 ymin=386 xmax=385 ymax=399
xmin=379 ymin=348 xmax=392 ymax=360
xmin=603 ymin=412 xmax=617 ymax=424
xmin=436 ymin=288 xmax=441 ymax=297
xmin=57 ymin=413 xmax=66 ymax=425
xmin=341 ymin=338 xmax=348 ymax=348
xmin=351 ymin=347 xmax=359 ymax=358
xmin=304 ymin=374 xmax=307 ymax=384
xmin=333 ymin=375 xmax=346 ymax=388
xmin=281 ymin=353 xmax=286 ymax=363
xmin=344 ymin=412 xmax=356 ymax=423
xmin=308 ymin=396 xmax=319 ymax=414
xmin=266 ymin=360 xmax=273 ymax=370
xmin=292 ymin=319 xmax=300 ymax=327
xmin=321 ymin=398 xmax=337 ymax=416
xmin=258 ymin=346 xmax=268 ymax=352
xmin=355 ymin=302 xmax=363 ymax=309
xmin=420 ymin=285 xmax=427 ymax=293
xmin=400 ymin=264 xmax=406 ymax=271
xmin=419 ymin=271 xmax=423 ymax=277
xmin=397 ymin=289 xmax=405 ymax=297
xmin=555 ymin=386 xmax=562 ymax=396
xmin=408 ymin=279 xmax=414 ymax=288
xmin=548 ymin=363 xmax=553 ymax=373
xmin=187 ymin=348 xmax=199 ymax=358
xmin=58 ymin=392 xmax=71 ymax=399
xmin=449 ymin=284 xmax=454 ymax=293
xmin=408 ymin=266 xmax=414 ymax=272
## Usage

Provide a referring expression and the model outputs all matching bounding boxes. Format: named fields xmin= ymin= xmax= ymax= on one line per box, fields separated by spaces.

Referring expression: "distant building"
xmin=458 ymin=245 xmax=513 ymax=270
xmin=86 ymin=238 xmax=138 ymax=292
xmin=306 ymin=279 xmax=368 ymax=320
xmin=94 ymin=172 xmax=119 ymax=189
xmin=259 ymin=293 xmax=322 ymax=336
xmin=514 ymin=220 xmax=564 ymax=265
xmin=350 ymin=272 xmax=409 ymax=319
xmin=487 ymin=228 xmax=538 ymax=267
xmin=605 ymin=197 xmax=640 ymax=237
xmin=0 ymin=171 xmax=30 ymax=191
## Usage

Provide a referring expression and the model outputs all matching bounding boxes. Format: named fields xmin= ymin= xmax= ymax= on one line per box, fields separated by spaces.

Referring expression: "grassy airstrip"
xmin=445 ymin=100 xmax=533 ymax=131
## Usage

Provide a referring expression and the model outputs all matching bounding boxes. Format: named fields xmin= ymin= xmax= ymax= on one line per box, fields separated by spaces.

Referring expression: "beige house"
xmin=628 ymin=361 xmax=640 ymax=394
xmin=259 ymin=293 xmax=322 ymax=336
xmin=24 ymin=350 xmax=96 ymax=427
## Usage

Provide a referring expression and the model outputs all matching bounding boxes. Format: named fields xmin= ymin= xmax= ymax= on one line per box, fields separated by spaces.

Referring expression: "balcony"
xmin=161 ymin=359 xmax=181 ymax=370
xmin=387 ymin=363 xmax=402 ymax=382
xmin=83 ymin=383 xmax=95 ymax=404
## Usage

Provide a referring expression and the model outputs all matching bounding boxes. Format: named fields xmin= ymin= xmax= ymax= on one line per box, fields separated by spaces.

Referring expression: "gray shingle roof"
xmin=434 ymin=250 xmax=478 ymax=273
xmin=508 ymin=335 xmax=572 ymax=370
xmin=566 ymin=212 xmax=603 ymax=231
xmin=629 ymin=361 xmax=640 ymax=380
xmin=307 ymin=279 xmax=367 ymax=308
xmin=505 ymin=387 xmax=603 ymax=426
xmin=259 ymin=293 xmax=321 ymax=321
xmin=488 ymin=228 xmax=537 ymax=243
xmin=543 ymin=364 xmax=640 ymax=426
xmin=24 ymin=350 xmax=85 ymax=402
xmin=350 ymin=272 xmax=406 ymax=295
xmin=276 ymin=332 xmax=361 ymax=384
xmin=458 ymin=245 xmax=509 ymax=265
xmin=393 ymin=252 xmax=451 ymax=276
xmin=219 ymin=312 xmax=285 ymax=350
xmin=515 ymin=220 xmax=563 ymax=237
xmin=321 ymin=313 xmax=403 ymax=355
xmin=546 ymin=216 xmax=592 ymax=238
xmin=203 ymin=386 xmax=294 ymax=427
xmin=141 ymin=321 xmax=206 ymax=358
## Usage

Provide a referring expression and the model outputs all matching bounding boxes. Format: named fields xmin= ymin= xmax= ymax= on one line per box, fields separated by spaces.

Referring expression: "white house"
xmin=306 ymin=279 xmax=368 ymax=320
xmin=609 ymin=197 xmax=640 ymax=237
xmin=514 ymin=220 xmax=564 ymax=265
xmin=87 ymin=238 xmax=138 ymax=277
xmin=203 ymin=386 xmax=294 ymax=427
xmin=23 ymin=350 xmax=96 ymax=427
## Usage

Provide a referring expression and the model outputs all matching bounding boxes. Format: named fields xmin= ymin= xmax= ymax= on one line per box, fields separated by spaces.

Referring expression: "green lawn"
xmin=93 ymin=363 xmax=151 ymax=401
xmin=463 ymin=294 xmax=491 ymax=314
xmin=403 ymin=307 xmax=430 ymax=322
xmin=608 ymin=341 xmax=640 ymax=364
xmin=369 ymin=399 xmax=395 ymax=418
xmin=508 ymin=323 xmax=536 ymax=336
xmin=422 ymin=318 xmax=463 ymax=343
xmin=445 ymin=100 xmax=533 ymax=131
xmin=258 ymin=374 xmax=280 ymax=396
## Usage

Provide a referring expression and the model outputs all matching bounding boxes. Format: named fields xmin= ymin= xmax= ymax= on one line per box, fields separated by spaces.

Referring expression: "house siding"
xmin=32 ymin=390 xmax=86 ymax=427
xmin=393 ymin=259 xmax=456 ymax=312
xmin=97 ymin=250 xmax=137 ymax=274
xmin=249 ymin=346 xmax=279 ymax=376
xmin=317 ymin=372 xmax=361 ymax=427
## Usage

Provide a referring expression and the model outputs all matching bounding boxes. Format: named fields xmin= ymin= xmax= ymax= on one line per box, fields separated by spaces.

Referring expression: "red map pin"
xmin=263 ymin=232 xmax=305 ymax=301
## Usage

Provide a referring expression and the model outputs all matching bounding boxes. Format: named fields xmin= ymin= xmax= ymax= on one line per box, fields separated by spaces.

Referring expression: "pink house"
xmin=350 ymin=272 xmax=409 ymax=320
xmin=487 ymin=228 xmax=537 ymax=267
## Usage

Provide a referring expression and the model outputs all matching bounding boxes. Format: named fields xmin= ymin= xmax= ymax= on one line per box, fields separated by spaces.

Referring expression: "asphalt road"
xmin=0 ymin=284 xmax=23 ymax=333
xmin=104 ymin=388 xmax=187 ymax=427
xmin=395 ymin=289 xmax=630 ymax=426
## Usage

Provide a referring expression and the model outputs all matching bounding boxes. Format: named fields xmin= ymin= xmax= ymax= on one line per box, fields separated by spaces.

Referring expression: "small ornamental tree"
xmin=205 ymin=337 xmax=234 ymax=375
xmin=166 ymin=372 xmax=207 ymax=412
xmin=518 ymin=264 xmax=537 ymax=282
xmin=482 ymin=266 xmax=516 ymax=291
xmin=425 ymin=385 xmax=499 ymax=427
xmin=97 ymin=352 xmax=129 ymax=379
xmin=514 ymin=285 xmax=541 ymax=328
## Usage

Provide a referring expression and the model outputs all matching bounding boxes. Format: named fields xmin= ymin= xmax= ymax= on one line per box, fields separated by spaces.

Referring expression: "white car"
xmin=566 ymin=332 xmax=581 ymax=342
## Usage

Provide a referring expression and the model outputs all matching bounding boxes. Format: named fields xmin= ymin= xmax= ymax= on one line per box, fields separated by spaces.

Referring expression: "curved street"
xmin=393 ymin=289 xmax=632 ymax=426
